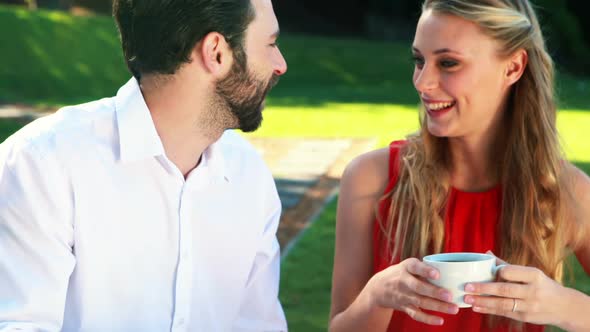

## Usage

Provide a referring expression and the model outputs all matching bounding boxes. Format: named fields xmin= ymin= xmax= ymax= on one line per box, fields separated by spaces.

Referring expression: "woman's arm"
xmin=564 ymin=164 xmax=590 ymax=332
xmin=571 ymin=165 xmax=590 ymax=275
xmin=329 ymin=148 xmax=394 ymax=332
xmin=329 ymin=148 xmax=457 ymax=332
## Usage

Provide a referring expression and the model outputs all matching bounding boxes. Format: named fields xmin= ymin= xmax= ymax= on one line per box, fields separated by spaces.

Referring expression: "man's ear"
xmin=505 ymin=49 xmax=528 ymax=87
xmin=195 ymin=32 xmax=233 ymax=78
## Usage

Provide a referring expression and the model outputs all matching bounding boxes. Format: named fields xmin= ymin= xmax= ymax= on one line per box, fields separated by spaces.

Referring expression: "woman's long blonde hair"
xmin=380 ymin=0 xmax=582 ymax=288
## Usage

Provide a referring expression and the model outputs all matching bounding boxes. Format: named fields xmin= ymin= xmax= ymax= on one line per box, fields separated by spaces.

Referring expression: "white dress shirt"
xmin=0 ymin=78 xmax=287 ymax=332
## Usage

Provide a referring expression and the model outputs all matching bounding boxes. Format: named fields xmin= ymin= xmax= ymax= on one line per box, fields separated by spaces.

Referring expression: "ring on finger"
xmin=511 ymin=298 xmax=518 ymax=312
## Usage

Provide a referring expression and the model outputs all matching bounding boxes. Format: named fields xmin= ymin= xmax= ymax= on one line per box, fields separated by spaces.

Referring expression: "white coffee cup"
xmin=422 ymin=252 xmax=505 ymax=308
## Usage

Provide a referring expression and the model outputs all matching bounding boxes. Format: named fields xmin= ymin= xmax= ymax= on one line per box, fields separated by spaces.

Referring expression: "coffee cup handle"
xmin=492 ymin=263 xmax=508 ymax=276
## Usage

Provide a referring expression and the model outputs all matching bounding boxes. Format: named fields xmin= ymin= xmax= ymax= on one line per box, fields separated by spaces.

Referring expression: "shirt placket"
xmin=171 ymin=182 xmax=193 ymax=332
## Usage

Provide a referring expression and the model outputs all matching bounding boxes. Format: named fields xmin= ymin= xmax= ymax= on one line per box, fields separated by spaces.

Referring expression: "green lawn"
xmin=0 ymin=119 xmax=26 ymax=142
xmin=1 ymin=5 xmax=589 ymax=332
xmin=0 ymin=5 xmax=128 ymax=107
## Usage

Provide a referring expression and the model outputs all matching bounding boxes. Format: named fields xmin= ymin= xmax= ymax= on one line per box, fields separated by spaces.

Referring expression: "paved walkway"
xmin=248 ymin=137 xmax=377 ymax=255
xmin=0 ymin=105 xmax=377 ymax=255
xmin=0 ymin=105 xmax=53 ymax=119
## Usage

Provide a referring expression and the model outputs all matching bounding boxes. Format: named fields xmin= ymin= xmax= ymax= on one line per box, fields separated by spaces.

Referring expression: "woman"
xmin=328 ymin=0 xmax=590 ymax=331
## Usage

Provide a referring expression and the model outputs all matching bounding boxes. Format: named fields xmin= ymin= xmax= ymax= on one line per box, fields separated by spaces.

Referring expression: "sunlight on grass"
xmin=558 ymin=110 xmax=590 ymax=163
xmin=13 ymin=7 xmax=30 ymax=19
xmin=246 ymin=103 xmax=419 ymax=147
xmin=46 ymin=11 xmax=76 ymax=24
xmin=247 ymin=106 xmax=590 ymax=162
xmin=0 ymin=5 xmax=128 ymax=107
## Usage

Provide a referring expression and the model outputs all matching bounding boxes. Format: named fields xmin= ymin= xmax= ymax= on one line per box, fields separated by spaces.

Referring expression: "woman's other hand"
xmin=464 ymin=260 xmax=566 ymax=326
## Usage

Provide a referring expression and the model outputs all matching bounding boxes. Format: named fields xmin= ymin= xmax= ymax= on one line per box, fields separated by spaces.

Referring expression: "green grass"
xmin=280 ymin=200 xmax=338 ymax=330
xmin=0 ymin=5 xmax=589 ymax=331
xmin=2 ymin=4 xmax=590 ymax=110
xmin=246 ymin=106 xmax=590 ymax=163
xmin=567 ymin=255 xmax=590 ymax=295
xmin=0 ymin=5 xmax=128 ymax=106
xmin=0 ymin=118 xmax=26 ymax=142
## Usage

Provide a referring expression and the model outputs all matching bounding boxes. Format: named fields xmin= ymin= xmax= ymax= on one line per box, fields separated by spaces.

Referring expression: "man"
xmin=0 ymin=0 xmax=288 ymax=330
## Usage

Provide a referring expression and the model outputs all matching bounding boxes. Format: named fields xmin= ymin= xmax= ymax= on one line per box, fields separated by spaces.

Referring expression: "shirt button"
xmin=177 ymin=318 xmax=185 ymax=325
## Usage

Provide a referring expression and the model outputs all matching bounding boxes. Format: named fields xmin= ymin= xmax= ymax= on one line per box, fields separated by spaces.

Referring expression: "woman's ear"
xmin=196 ymin=32 xmax=233 ymax=78
xmin=505 ymin=49 xmax=528 ymax=87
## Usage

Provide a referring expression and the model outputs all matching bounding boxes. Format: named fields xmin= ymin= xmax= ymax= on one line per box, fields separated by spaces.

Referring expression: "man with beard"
xmin=0 ymin=0 xmax=288 ymax=331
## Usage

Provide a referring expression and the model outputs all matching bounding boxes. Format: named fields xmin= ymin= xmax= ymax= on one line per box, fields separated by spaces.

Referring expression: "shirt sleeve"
xmin=231 ymin=171 xmax=288 ymax=332
xmin=0 ymin=139 xmax=76 ymax=331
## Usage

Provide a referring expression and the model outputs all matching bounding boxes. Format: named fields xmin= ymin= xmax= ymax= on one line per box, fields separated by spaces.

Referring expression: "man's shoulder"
xmin=217 ymin=130 xmax=257 ymax=151
xmin=1 ymin=97 xmax=117 ymax=162
xmin=217 ymin=131 xmax=263 ymax=161
xmin=215 ymin=131 xmax=271 ymax=176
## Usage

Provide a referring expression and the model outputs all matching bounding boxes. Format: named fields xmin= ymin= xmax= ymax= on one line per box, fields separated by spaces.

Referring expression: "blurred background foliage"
xmin=275 ymin=0 xmax=590 ymax=75
xmin=3 ymin=0 xmax=588 ymax=74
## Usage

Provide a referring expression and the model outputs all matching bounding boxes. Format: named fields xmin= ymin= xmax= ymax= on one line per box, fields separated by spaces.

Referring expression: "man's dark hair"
xmin=113 ymin=0 xmax=255 ymax=80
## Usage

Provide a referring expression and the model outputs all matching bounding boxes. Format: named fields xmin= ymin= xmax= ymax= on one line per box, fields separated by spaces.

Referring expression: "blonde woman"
xmin=329 ymin=0 xmax=590 ymax=331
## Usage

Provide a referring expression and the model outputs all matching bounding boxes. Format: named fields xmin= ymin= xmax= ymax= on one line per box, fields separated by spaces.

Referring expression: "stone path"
xmin=248 ymin=137 xmax=377 ymax=255
xmin=0 ymin=104 xmax=53 ymax=119
xmin=0 ymin=105 xmax=378 ymax=256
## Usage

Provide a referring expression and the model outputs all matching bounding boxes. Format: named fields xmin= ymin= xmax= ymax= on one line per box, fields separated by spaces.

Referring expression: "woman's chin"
xmin=426 ymin=123 xmax=451 ymax=138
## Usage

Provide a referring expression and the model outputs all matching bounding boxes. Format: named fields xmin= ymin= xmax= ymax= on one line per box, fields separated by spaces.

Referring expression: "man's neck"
xmin=140 ymin=75 xmax=223 ymax=179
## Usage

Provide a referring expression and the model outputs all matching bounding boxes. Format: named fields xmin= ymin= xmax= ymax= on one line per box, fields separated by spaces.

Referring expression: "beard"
xmin=214 ymin=56 xmax=280 ymax=133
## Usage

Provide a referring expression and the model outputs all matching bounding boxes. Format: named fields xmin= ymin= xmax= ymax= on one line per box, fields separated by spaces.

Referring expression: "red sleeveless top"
xmin=373 ymin=141 xmax=544 ymax=332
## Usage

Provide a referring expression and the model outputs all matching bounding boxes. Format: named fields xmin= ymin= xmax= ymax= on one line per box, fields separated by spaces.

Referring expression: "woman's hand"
xmin=463 ymin=254 xmax=566 ymax=326
xmin=368 ymin=257 xmax=459 ymax=326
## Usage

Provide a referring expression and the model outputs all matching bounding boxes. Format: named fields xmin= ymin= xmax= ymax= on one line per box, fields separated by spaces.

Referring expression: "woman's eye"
xmin=440 ymin=60 xmax=458 ymax=68
xmin=413 ymin=56 xmax=425 ymax=69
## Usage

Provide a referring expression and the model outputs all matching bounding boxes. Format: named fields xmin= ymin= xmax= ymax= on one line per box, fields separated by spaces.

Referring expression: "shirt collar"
xmin=114 ymin=77 xmax=231 ymax=182
xmin=114 ymin=78 xmax=165 ymax=163
xmin=203 ymin=135 xmax=231 ymax=183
